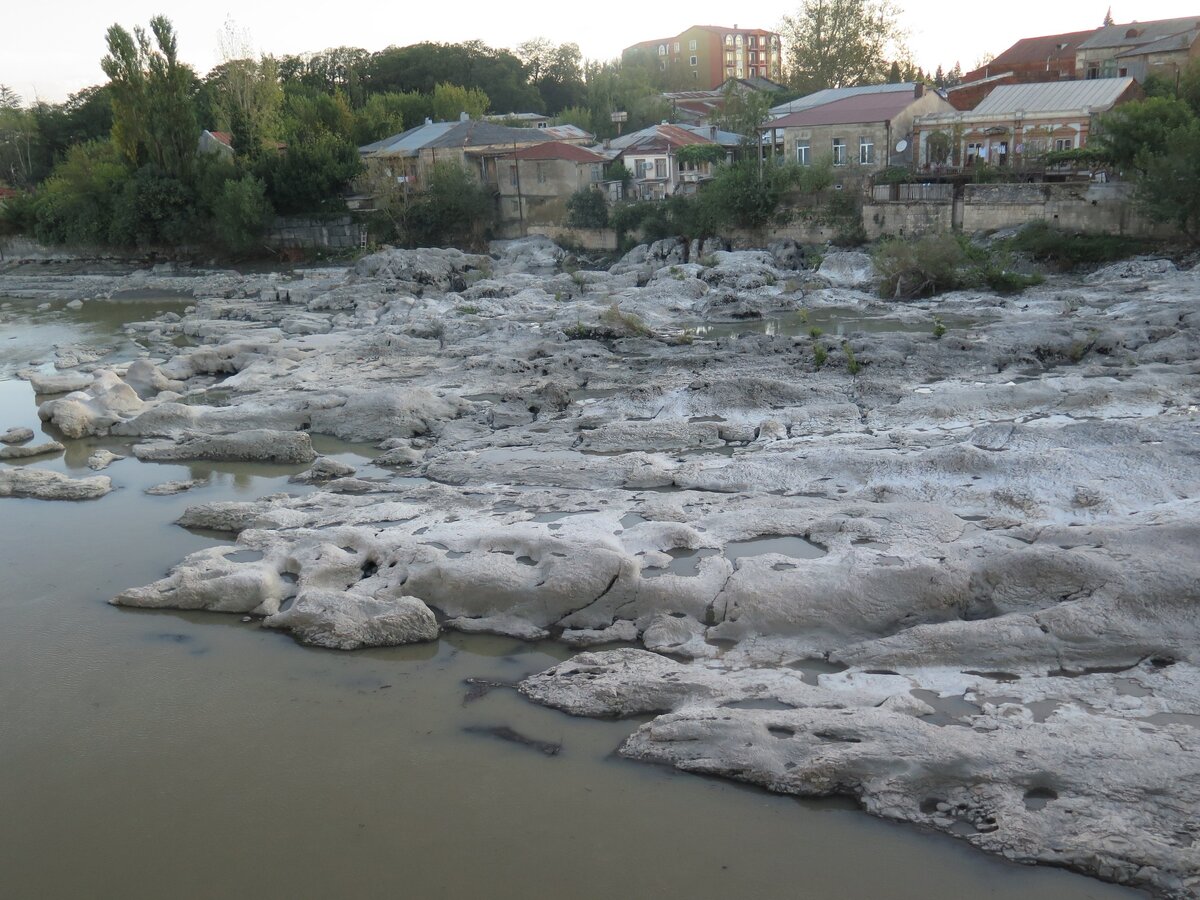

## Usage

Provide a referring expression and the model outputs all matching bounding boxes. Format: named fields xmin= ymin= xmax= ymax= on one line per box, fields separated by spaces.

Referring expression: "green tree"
xmin=30 ymin=141 xmax=129 ymax=245
xmin=253 ymin=132 xmax=361 ymax=214
xmin=404 ymin=161 xmax=493 ymax=247
xmin=566 ymin=187 xmax=609 ymax=228
xmin=781 ymin=0 xmax=908 ymax=92
xmin=715 ymin=85 xmax=772 ymax=147
xmin=703 ymin=159 xmax=801 ymax=230
xmin=212 ymin=175 xmax=273 ymax=253
xmin=430 ymin=83 xmax=489 ymax=121
xmin=1098 ymin=97 xmax=1194 ymax=173
xmin=101 ymin=16 xmax=199 ymax=181
xmin=353 ymin=91 xmax=431 ymax=145
xmin=1135 ymin=118 xmax=1200 ymax=242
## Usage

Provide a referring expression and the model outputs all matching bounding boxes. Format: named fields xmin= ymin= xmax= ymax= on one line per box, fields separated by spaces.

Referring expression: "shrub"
xmin=1006 ymin=221 xmax=1145 ymax=267
xmin=599 ymin=302 xmax=650 ymax=336
xmin=566 ymin=187 xmax=609 ymax=229
xmin=404 ymin=161 xmax=493 ymax=248
xmin=874 ymin=233 xmax=966 ymax=298
xmin=932 ymin=317 xmax=946 ymax=339
xmin=842 ymin=341 xmax=860 ymax=375
xmin=212 ymin=176 xmax=273 ymax=254
xmin=813 ymin=342 xmax=828 ymax=368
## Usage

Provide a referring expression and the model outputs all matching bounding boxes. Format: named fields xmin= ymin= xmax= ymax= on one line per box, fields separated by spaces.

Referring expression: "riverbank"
xmin=2 ymin=235 xmax=1194 ymax=896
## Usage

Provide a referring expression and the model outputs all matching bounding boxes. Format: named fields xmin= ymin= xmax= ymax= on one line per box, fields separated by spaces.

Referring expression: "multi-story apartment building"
xmin=624 ymin=25 xmax=782 ymax=89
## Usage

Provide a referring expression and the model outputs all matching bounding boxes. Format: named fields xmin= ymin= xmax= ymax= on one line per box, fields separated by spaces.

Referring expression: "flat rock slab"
xmin=132 ymin=429 xmax=315 ymax=464
xmin=0 ymin=427 xmax=35 ymax=445
xmin=0 ymin=440 xmax=65 ymax=460
xmin=0 ymin=467 xmax=112 ymax=500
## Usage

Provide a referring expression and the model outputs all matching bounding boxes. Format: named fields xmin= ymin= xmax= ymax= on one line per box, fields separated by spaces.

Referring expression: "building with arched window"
xmin=624 ymin=25 xmax=782 ymax=89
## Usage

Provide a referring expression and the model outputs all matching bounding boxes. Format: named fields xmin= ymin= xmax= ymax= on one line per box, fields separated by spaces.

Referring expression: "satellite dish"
xmin=895 ymin=139 xmax=909 ymax=153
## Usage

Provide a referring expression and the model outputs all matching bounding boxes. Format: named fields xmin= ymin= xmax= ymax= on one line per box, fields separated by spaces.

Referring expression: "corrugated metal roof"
xmin=508 ymin=142 xmax=607 ymax=162
xmin=972 ymin=78 xmax=1136 ymax=115
xmin=982 ymin=30 xmax=1096 ymax=69
xmin=360 ymin=120 xmax=551 ymax=157
xmin=768 ymin=90 xmax=924 ymax=129
xmin=1117 ymin=29 xmax=1200 ymax=57
xmin=1078 ymin=16 xmax=1200 ymax=50
xmin=769 ymin=82 xmax=918 ymax=117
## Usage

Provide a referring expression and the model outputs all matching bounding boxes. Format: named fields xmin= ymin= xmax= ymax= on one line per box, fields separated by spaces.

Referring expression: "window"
xmin=725 ymin=34 xmax=733 ymax=45
xmin=966 ymin=141 xmax=984 ymax=163
xmin=1086 ymin=62 xmax=1100 ymax=79
xmin=1054 ymin=137 xmax=1073 ymax=151
xmin=536 ymin=162 xmax=546 ymax=184
xmin=591 ymin=164 xmax=601 ymax=182
xmin=859 ymin=137 xmax=875 ymax=165
xmin=690 ymin=55 xmax=698 ymax=66
xmin=735 ymin=34 xmax=743 ymax=45
xmin=689 ymin=39 xmax=697 ymax=51
xmin=655 ymin=158 xmax=667 ymax=178
xmin=509 ymin=164 xmax=517 ymax=187
xmin=797 ymin=142 xmax=810 ymax=165
xmin=658 ymin=44 xmax=667 ymax=55
xmin=832 ymin=138 xmax=846 ymax=166
xmin=674 ymin=42 xmax=681 ymax=53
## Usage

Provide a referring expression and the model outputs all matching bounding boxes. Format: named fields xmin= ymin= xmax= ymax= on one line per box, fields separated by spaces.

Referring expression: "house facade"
xmin=603 ymin=123 xmax=739 ymax=199
xmin=911 ymin=78 xmax=1141 ymax=171
xmin=358 ymin=115 xmax=552 ymax=205
xmin=1076 ymin=16 xmax=1200 ymax=81
xmin=624 ymin=25 xmax=782 ymax=89
xmin=764 ymin=85 xmax=954 ymax=188
xmin=494 ymin=142 xmax=609 ymax=228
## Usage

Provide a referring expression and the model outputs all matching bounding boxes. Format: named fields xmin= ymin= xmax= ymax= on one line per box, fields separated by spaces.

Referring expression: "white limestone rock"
xmin=264 ymin=588 xmax=438 ymax=650
xmin=0 ymin=467 xmax=112 ymax=500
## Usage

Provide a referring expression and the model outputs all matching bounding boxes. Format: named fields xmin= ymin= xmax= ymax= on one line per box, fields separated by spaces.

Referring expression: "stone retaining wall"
xmin=267 ymin=216 xmax=364 ymax=250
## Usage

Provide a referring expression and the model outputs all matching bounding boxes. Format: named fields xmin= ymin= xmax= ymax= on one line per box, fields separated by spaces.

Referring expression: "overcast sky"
xmin=3 ymin=2 xmax=1199 ymax=104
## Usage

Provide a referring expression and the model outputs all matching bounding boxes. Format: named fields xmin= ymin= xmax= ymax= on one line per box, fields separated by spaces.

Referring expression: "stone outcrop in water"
xmin=0 ymin=467 xmax=112 ymax=500
xmin=7 ymin=236 xmax=1200 ymax=898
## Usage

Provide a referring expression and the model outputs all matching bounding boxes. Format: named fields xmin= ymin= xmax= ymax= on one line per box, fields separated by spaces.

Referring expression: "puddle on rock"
xmin=726 ymin=535 xmax=826 ymax=562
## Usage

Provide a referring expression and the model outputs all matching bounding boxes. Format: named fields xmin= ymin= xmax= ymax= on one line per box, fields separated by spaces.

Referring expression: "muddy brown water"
xmin=0 ymin=298 xmax=1141 ymax=898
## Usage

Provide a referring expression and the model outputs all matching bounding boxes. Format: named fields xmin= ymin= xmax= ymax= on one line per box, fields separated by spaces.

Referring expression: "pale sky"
xmin=3 ymin=1 xmax=1199 ymax=104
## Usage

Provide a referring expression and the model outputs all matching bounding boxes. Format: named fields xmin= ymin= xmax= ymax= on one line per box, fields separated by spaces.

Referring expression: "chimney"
xmin=425 ymin=117 xmax=433 ymax=126
xmin=914 ymin=83 xmax=925 ymax=98
xmin=709 ymin=125 xmax=718 ymax=139
xmin=460 ymin=111 xmax=470 ymax=122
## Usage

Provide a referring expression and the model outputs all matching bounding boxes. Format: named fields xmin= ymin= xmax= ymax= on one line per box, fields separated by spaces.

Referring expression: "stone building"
xmin=764 ymin=85 xmax=954 ymax=189
xmin=493 ymin=142 xmax=609 ymax=229
xmin=1075 ymin=16 xmax=1200 ymax=81
xmin=911 ymin=78 xmax=1141 ymax=171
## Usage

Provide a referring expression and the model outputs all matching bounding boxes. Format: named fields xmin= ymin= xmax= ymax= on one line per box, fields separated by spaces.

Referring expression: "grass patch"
xmin=1005 ymin=222 xmax=1147 ymax=268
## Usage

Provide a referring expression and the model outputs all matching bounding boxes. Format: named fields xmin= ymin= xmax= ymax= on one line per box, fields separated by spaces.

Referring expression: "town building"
xmin=911 ymin=78 xmax=1141 ymax=171
xmin=198 ymin=130 xmax=235 ymax=158
xmin=1075 ymin=16 xmax=1200 ymax=81
xmin=358 ymin=114 xmax=552 ymax=204
xmin=624 ymin=25 xmax=782 ymax=89
xmin=768 ymin=82 xmax=923 ymax=118
xmin=664 ymin=77 xmax=786 ymax=125
xmin=493 ymin=142 xmax=610 ymax=229
xmin=763 ymin=84 xmax=954 ymax=188
xmin=963 ymin=30 xmax=1096 ymax=84
xmin=599 ymin=123 xmax=740 ymax=199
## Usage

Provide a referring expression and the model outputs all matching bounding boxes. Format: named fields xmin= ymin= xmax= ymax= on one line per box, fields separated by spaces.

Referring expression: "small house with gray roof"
xmin=358 ymin=114 xmax=552 ymax=205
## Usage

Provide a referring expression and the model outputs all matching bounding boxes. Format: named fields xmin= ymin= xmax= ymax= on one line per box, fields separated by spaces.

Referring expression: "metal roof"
xmin=360 ymin=120 xmax=551 ymax=157
xmin=1078 ymin=16 xmax=1200 ymax=50
xmin=769 ymin=82 xmax=919 ymax=117
xmin=508 ymin=142 xmax=607 ymax=163
xmin=972 ymin=78 xmax=1136 ymax=115
xmin=767 ymin=90 xmax=926 ymax=129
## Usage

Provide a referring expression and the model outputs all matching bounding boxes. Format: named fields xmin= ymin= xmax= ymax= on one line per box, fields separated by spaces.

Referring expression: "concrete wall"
xmin=862 ymin=181 xmax=1177 ymax=239
xmin=267 ymin=216 xmax=364 ymax=250
xmin=496 ymin=158 xmax=603 ymax=226
xmin=517 ymin=224 xmax=619 ymax=250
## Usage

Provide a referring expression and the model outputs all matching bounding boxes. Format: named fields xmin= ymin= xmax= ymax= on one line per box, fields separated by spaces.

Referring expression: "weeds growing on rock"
xmin=809 ymin=326 xmax=823 ymax=339
xmin=813 ymin=342 xmax=828 ymax=368
xmin=932 ymin=316 xmax=947 ymax=339
xmin=599 ymin=303 xmax=651 ymax=337
xmin=456 ymin=304 xmax=481 ymax=315
xmin=843 ymin=342 xmax=860 ymax=375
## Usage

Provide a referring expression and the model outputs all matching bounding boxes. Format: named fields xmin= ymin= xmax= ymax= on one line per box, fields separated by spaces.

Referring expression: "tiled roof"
xmin=509 ymin=142 xmax=607 ymax=163
xmin=971 ymin=78 xmax=1136 ymax=115
xmin=606 ymin=122 xmax=714 ymax=151
xmin=769 ymin=82 xmax=920 ymax=117
xmin=984 ymin=31 xmax=1096 ymax=69
xmin=768 ymin=90 xmax=923 ymax=128
xmin=1078 ymin=16 xmax=1200 ymax=50
xmin=209 ymin=131 xmax=234 ymax=147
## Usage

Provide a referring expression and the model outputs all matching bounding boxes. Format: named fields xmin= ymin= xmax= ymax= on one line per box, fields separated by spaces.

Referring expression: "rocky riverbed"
xmin=3 ymin=236 xmax=1197 ymax=897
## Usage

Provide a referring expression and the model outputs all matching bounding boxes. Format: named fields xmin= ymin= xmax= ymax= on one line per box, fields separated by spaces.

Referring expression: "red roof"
xmin=769 ymin=91 xmax=922 ymax=129
xmin=0 ymin=186 xmax=18 ymax=200
xmin=210 ymin=130 xmax=234 ymax=147
xmin=964 ymin=30 xmax=1095 ymax=80
xmin=656 ymin=124 xmax=712 ymax=147
xmin=510 ymin=142 xmax=607 ymax=163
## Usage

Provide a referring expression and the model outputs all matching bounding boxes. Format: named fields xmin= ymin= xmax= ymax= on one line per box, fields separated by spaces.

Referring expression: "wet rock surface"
xmin=5 ymin=237 xmax=1199 ymax=897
